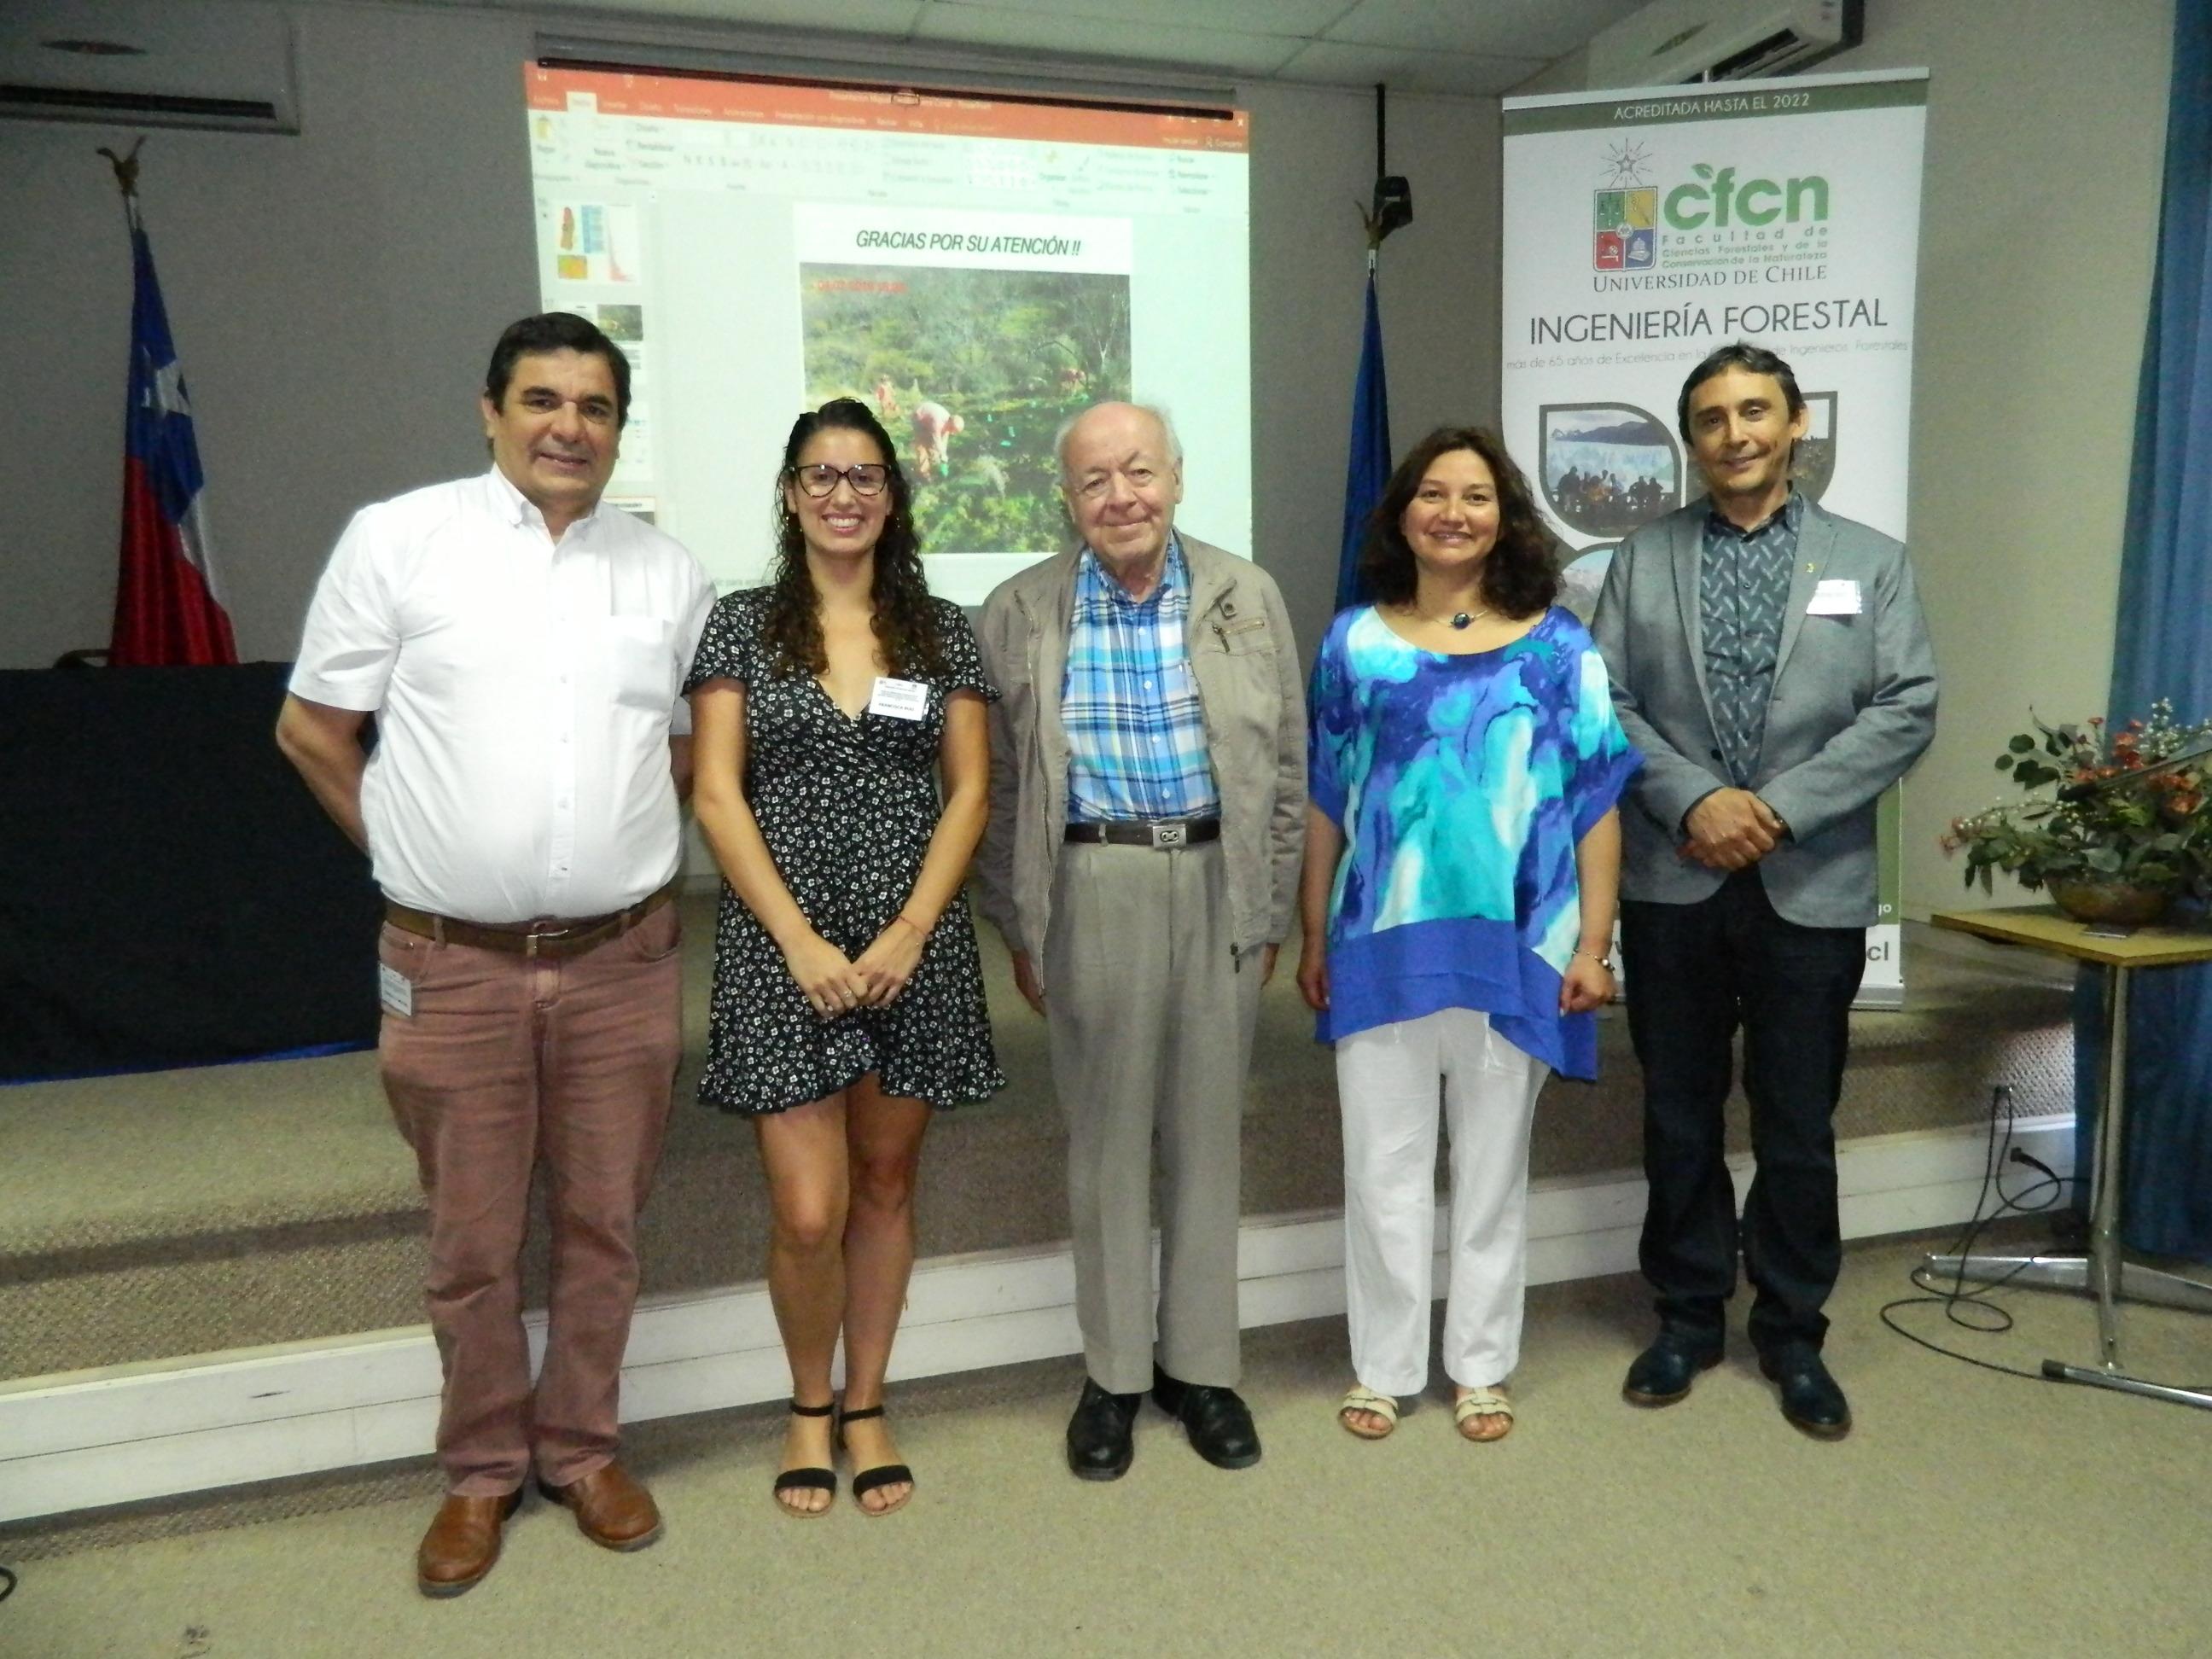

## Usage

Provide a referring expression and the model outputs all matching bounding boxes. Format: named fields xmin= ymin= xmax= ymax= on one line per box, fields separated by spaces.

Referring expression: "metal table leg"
xmin=1918 ymin=1253 xmax=2212 ymax=1313
xmin=2093 ymin=961 xmax=2128 ymax=1365
xmin=2046 ymin=963 xmax=2212 ymax=1409
xmin=1921 ymin=962 xmax=2212 ymax=1412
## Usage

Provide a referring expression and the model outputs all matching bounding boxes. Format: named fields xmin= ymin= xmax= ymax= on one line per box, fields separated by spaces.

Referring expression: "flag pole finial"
xmin=97 ymin=137 xmax=146 ymax=200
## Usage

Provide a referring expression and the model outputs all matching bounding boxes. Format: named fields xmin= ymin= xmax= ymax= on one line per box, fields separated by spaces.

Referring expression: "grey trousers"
xmin=1044 ymin=840 xmax=1262 ymax=1394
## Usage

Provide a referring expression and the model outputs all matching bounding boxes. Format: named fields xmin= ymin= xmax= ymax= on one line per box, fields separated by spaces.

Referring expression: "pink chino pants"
xmin=376 ymin=903 xmax=684 ymax=1496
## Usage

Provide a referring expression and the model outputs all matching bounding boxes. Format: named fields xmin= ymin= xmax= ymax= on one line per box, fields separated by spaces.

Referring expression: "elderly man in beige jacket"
xmin=975 ymin=402 xmax=1305 ymax=1481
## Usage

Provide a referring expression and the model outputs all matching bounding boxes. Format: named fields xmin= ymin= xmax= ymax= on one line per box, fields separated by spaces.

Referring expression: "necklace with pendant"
xmin=1413 ymin=602 xmax=1489 ymax=630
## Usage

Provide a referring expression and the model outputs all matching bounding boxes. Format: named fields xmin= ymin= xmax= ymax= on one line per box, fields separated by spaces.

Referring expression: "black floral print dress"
xmin=683 ymin=590 xmax=1004 ymax=1115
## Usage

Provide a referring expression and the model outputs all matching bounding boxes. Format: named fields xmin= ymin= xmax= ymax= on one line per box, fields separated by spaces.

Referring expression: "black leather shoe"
xmin=1066 ymin=1378 xmax=1140 ymax=1481
xmin=1760 ymin=1347 xmax=1852 ymax=1439
xmin=1151 ymin=1366 xmax=1261 ymax=1470
xmin=1622 ymin=1330 xmax=1725 ymax=1406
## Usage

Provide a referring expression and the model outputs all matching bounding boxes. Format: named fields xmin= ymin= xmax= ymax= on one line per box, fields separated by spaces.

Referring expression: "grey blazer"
xmin=1589 ymin=495 xmax=1938 ymax=928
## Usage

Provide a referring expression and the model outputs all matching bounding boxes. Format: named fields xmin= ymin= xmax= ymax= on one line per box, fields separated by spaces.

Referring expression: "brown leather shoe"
xmin=538 ymin=1462 xmax=662 ymax=1551
xmin=416 ymin=1488 xmax=522 ymax=1598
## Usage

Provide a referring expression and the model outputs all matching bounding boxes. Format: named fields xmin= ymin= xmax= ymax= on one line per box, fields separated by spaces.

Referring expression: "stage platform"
xmin=0 ymin=898 xmax=2079 ymax=1534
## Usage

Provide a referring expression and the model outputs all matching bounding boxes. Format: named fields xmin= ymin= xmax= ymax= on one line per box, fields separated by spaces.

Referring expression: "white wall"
xmin=1831 ymin=0 xmax=2174 ymax=917
xmin=3 ymin=0 xmax=2176 ymax=926
xmin=0 ymin=1 xmax=1497 ymax=682
xmin=1510 ymin=1 xmax=2178 ymax=919
xmin=1 ymin=3 xmax=541 ymax=670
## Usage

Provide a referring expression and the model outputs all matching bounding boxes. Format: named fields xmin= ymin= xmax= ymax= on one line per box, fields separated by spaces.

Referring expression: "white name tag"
xmin=379 ymin=963 xmax=414 ymax=1018
xmin=1807 ymin=579 xmax=1862 ymax=616
xmin=867 ymin=677 xmax=929 ymax=720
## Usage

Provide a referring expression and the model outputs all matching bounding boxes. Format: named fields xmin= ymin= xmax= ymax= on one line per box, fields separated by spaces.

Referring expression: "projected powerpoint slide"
xmin=525 ymin=66 xmax=1251 ymax=599
xmin=796 ymin=207 xmax=1132 ymax=556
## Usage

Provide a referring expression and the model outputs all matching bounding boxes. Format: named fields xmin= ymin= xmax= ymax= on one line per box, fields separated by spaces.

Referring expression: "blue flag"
xmin=1335 ymin=265 xmax=1392 ymax=614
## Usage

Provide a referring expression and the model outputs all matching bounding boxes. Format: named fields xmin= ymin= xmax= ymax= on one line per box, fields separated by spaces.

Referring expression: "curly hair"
xmin=760 ymin=398 xmax=945 ymax=680
xmin=1358 ymin=426 xmax=1557 ymax=620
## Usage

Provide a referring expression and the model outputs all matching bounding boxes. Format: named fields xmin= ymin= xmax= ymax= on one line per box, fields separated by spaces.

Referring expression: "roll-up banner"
xmin=1501 ymin=69 xmax=1929 ymax=1007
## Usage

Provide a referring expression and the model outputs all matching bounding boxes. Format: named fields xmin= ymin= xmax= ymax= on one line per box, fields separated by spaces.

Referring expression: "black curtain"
xmin=0 ymin=663 xmax=381 ymax=1082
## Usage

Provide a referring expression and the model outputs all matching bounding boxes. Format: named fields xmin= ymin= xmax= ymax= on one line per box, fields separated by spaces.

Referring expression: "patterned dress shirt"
xmin=1699 ymin=489 xmax=1804 ymax=789
xmin=1062 ymin=534 xmax=1222 ymax=821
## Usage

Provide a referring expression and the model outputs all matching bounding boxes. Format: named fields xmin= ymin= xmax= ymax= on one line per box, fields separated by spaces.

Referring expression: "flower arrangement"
xmin=1941 ymin=701 xmax=2212 ymax=915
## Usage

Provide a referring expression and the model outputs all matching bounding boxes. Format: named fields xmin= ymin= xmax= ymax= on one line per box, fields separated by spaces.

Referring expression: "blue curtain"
xmin=1336 ymin=263 xmax=1392 ymax=614
xmin=2076 ymin=1 xmax=2212 ymax=1260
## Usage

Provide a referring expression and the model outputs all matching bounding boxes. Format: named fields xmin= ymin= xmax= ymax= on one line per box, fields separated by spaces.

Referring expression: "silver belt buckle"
xmin=1149 ymin=821 xmax=1187 ymax=849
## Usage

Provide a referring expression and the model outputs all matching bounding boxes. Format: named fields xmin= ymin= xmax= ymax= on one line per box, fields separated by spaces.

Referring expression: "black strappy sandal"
xmin=836 ymin=1404 xmax=915 ymax=1516
xmin=772 ymin=1399 xmax=837 ymax=1517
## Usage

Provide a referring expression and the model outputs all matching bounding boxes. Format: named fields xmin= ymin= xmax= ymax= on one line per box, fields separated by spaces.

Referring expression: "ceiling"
xmin=355 ymin=0 xmax=1656 ymax=96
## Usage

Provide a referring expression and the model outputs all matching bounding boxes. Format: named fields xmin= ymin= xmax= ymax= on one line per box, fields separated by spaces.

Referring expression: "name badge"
xmin=379 ymin=963 xmax=415 ymax=1018
xmin=1807 ymin=579 xmax=1862 ymax=616
xmin=867 ymin=677 xmax=929 ymax=720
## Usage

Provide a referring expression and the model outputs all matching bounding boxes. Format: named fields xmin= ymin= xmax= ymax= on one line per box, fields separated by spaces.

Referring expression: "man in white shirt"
xmin=276 ymin=312 xmax=713 ymax=1597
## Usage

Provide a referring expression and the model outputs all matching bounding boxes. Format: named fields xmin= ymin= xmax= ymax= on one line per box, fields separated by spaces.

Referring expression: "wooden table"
xmin=1929 ymin=905 xmax=2212 ymax=1410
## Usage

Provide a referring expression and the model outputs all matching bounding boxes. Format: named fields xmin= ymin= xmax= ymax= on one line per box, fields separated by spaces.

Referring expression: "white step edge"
xmin=0 ymin=1118 xmax=2075 ymax=1525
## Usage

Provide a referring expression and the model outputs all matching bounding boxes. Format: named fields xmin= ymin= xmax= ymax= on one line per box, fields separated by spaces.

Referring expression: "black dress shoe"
xmin=1067 ymin=1378 xmax=1141 ymax=1481
xmin=1621 ymin=1330 xmax=1725 ymax=1406
xmin=1760 ymin=1348 xmax=1852 ymax=1439
xmin=1151 ymin=1366 xmax=1261 ymax=1470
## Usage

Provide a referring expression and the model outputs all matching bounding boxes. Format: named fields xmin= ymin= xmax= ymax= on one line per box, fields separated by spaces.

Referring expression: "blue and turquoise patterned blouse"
xmin=1308 ymin=605 xmax=1641 ymax=1079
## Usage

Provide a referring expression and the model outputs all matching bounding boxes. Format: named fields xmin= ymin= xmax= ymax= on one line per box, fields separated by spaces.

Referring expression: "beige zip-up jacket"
xmin=973 ymin=536 xmax=1307 ymax=989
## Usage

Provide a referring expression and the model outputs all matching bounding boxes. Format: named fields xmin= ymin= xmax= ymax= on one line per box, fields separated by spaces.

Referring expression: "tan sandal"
xmin=1453 ymin=1385 xmax=1514 ymax=1443
xmin=1337 ymin=1384 xmax=1400 ymax=1441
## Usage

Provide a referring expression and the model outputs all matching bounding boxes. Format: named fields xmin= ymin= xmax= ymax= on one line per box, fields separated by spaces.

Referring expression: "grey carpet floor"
xmin=6 ymin=1230 xmax=2208 ymax=1659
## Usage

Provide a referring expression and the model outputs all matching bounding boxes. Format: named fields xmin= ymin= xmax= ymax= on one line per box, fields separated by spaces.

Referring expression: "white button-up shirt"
xmin=290 ymin=468 xmax=714 ymax=923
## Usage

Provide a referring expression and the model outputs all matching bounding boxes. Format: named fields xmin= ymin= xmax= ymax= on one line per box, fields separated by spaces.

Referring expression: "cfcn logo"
xmin=1592 ymin=188 xmax=1656 ymax=272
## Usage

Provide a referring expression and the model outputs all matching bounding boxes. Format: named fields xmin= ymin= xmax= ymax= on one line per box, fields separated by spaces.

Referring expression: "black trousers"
xmin=1619 ymin=870 xmax=1866 ymax=1354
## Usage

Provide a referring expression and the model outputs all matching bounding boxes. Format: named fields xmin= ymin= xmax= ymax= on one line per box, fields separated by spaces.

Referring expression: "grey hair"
xmin=1054 ymin=402 xmax=1183 ymax=483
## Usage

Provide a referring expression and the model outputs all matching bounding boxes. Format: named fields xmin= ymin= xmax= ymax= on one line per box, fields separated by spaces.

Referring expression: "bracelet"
xmin=892 ymin=913 xmax=927 ymax=938
xmin=1575 ymin=948 xmax=1614 ymax=970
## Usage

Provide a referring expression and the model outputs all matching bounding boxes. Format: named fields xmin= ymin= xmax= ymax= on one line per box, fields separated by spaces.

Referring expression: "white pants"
xmin=1337 ymin=1009 xmax=1549 ymax=1395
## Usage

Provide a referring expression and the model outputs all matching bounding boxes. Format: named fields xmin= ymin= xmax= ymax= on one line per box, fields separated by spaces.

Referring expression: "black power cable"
xmin=1882 ymin=1085 xmax=2212 ymax=1391
xmin=1878 ymin=1084 xmax=2074 ymax=1379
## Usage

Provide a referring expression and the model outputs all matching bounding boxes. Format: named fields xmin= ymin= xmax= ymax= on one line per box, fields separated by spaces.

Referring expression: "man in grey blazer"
xmin=975 ymin=402 xmax=1306 ymax=1481
xmin=1591 ymin=343 xmax=1936 ymax=1438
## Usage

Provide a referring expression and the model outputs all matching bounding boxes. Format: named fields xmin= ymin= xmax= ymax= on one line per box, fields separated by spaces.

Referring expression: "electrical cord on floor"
xmin=1878 ymin=1084 xmax=2074 ymax=1380
xmin=1881 ymin=1086 xmax=2212 ymax=1392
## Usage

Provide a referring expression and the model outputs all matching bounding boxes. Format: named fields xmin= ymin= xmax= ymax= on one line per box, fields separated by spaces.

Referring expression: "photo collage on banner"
xmin=1500 ymin=71 xmax=1929 ymax=1004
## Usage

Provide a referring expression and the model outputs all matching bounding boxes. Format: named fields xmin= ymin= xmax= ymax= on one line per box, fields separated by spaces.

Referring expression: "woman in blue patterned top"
xmin=1297 ymin=427 xmax=1640 ymax=1444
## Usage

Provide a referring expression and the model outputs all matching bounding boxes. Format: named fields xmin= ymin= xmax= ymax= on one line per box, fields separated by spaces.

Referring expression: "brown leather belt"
xmin=1062 ymin=818 xmax=1221 ymax=849
xmin=384 ymin=879 xmax=679 ymax=959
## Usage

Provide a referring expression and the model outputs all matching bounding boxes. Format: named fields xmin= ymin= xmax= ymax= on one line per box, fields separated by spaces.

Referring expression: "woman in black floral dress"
xmin=686 ymin=398 xmax=1001 ymax=1518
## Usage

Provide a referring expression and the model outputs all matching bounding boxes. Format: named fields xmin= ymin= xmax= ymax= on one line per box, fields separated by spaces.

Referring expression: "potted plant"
xmin=1941 ymin=701 xmax=2212 ymax=925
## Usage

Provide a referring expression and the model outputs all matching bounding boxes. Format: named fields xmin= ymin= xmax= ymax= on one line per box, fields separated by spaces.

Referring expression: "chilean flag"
xmin=109 ymin=201 xmax=236 ymax=667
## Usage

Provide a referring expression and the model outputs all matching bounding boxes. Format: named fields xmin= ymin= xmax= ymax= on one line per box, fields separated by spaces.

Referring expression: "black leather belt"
xmin=1062 ymin=818 xmax=1221 ymax=849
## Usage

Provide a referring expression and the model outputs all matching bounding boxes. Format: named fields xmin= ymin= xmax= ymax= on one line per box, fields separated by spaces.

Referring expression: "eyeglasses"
xmin=793 ymin=463 xmax=888 ymax=498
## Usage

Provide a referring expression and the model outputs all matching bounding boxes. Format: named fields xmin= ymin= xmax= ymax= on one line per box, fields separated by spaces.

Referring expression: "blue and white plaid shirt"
xmin=1062 ymin=535 xmax=1221 ymax=821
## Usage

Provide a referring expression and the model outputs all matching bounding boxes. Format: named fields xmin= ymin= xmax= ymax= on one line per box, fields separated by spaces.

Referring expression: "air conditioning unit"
xmin=0 ymin=0 xmax=299 ymax=134
xmin=1586 ymin=0 xmax=1863 ymax=88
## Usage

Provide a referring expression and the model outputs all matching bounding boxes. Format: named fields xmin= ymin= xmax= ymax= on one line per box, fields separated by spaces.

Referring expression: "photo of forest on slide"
xmin=800 ymin=265 xmax=1132 ymax=553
